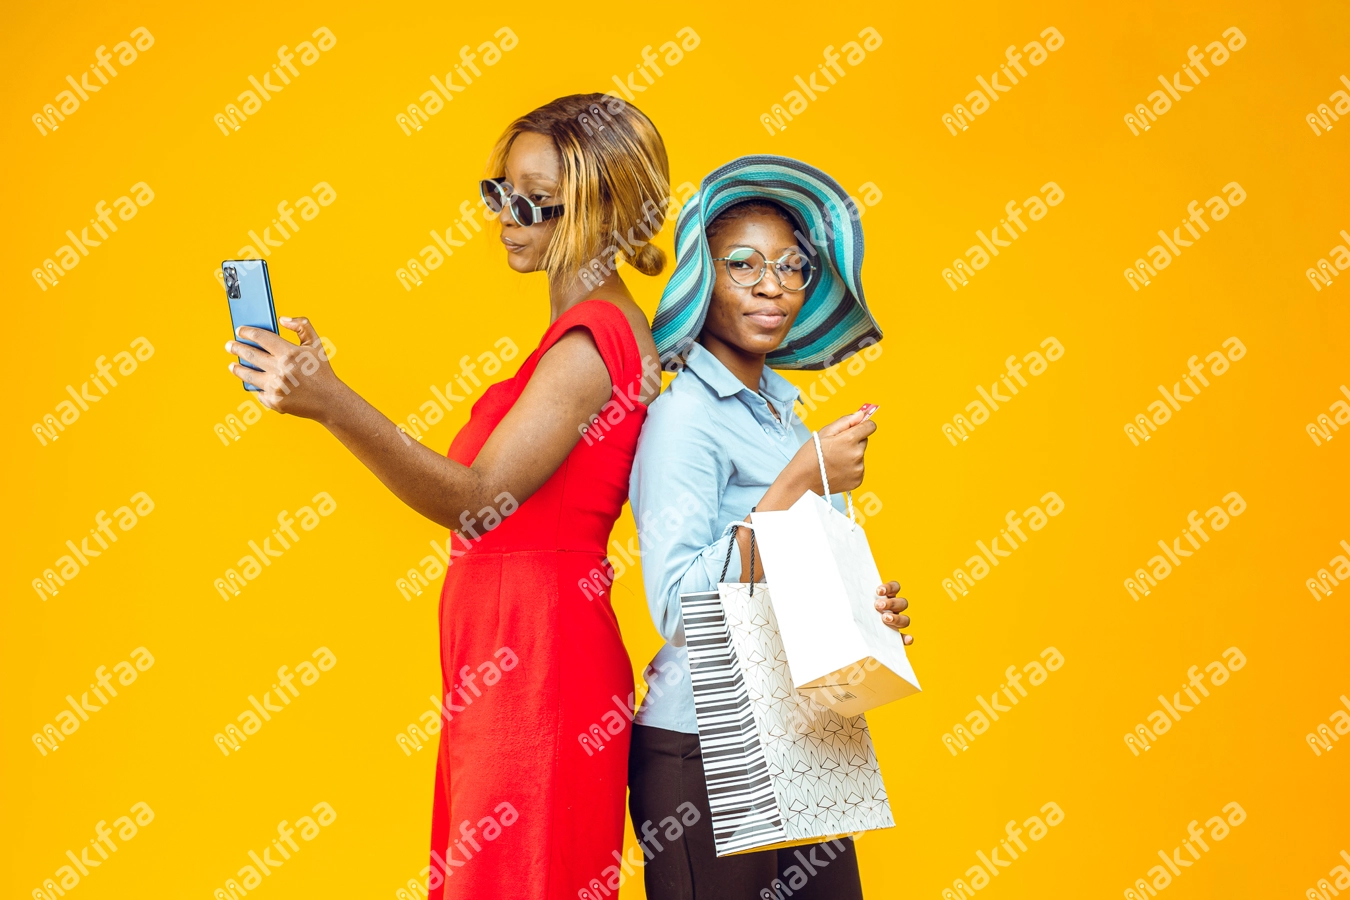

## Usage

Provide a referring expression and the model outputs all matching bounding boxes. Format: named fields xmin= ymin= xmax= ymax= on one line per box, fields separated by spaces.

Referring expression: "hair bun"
xmin=630 ymin=242 xmax=666 ymax=276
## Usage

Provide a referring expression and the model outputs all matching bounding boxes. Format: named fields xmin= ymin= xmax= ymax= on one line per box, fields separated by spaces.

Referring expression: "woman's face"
xmin=700 ymin=212 xmax=808 ymax=356
xmin=498 ymin=131 xmax=562 ymax=274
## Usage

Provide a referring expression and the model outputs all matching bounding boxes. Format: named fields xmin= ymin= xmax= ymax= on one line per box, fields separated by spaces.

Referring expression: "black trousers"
xmin=628 ymin=724 xmax=864 ymax=900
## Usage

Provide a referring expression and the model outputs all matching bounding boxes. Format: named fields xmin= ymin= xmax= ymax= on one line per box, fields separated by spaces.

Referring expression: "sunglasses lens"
xmin=509 ymin=196 xmax=535 ymax=225
xmin=480 ymin=180 xmax=507 ymax=213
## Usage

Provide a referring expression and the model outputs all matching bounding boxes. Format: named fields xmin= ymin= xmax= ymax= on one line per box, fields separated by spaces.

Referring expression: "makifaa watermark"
xmin=578 ymin=354 xmax=663 ymax=447
xmin=941 ymin=493 xmax=1064 ymax=600
xmin=394 ymin=338 xmax=518 ymax=441
xmin=31 ymin=337 xmax=154 ymax=445
xmin=396 ymin=197 xmax=497 ymax=290
xmin=1303 ymin=848 xmax=1350 ymax=899
xmin=29 ymin=802 xmax=155 ymax=899
xmin=393 ymin=493 xmax=520 ymax=599
xmin=759 ymin=28 xmax=882 ymax=135
xmin=213 ymin=802 xmax=335 ymax=896
xmin=214 ymin=28 xmax=335 ymax=136
xmin=577 ymin=182 xmax=697 ymax=291
xmin=396 ymin=647 xmax=519 ymax=756
xmin=213 ymin=647 xmax=335 ymax=756
xmin=1123 ymin=647 xmax=1245 ymax=756
xmin=1124 ymin=29 xmax=1246 ymax=135
xmin=214 ymin=339 xmax=337 ymax=447
xmin=213 ymin=493 xmax=336 ymax=600
xmin=32 ymin=183 xmax=155 ymax=292
xmin=941 ymin=803 xmax=1064 ymax=898
xmin=213 ymin=183 xmax=337 ymax=286
xmin=1306 ymin=385 xmax=1350 ymax=447
xmin=941 ymin=337 xmax=1063 ymax=445
xmin=942 ymin=182 xmax=1064 ymax=290
xmin=1307 ymin=75 xmax=1350 ymax=136
xmin=942 ymin=647 xmax=1063 ymax=757
xmin=1121 ymin=803 xmax=1246 ymax=899
xmin=759 ymin=838 xmax=854 ymax=899
xmin=426 ymin=802 xmax=520 ymax=891
xmin=942 ymin=27 xmax=1064 ymax=136
xmin=31 ymin=28 xmax=155 ymax=136
xmin=578 ymin=692 xmax=639 ymax=757
xmin=396 ymin=28 xmax=518 ymax=135
xmin=1305 ymin=538 xmax=1350 ymax=600
xmin=1306 ymin=228 xmax=1350 ymax=291
xmin=1123 ymin=337 xmax=1246 ymax=445
xmin=32 ymin=492 xmax=155 ymax=601
xmin=31 ymin=647 xmax=154 ymax=757
xmin=793 ymin=337 xmax=885 ymax=424
xmin=578 ymin=803 xmax=701 ymax=899
xmin=1122 ymin=492 xmax=1246 ymax=601
xmin=602 ymin=27 xmax=701 ymax=106
xmin=1305 ymin=693 xmax=1350 ymax=757
xmin=1124 ymin=182 xmax=1246 ymax=290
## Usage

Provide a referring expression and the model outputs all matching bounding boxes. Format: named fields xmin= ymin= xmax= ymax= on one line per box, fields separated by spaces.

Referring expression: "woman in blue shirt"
xmin=627 ymin=156 xmax=910 ymax=900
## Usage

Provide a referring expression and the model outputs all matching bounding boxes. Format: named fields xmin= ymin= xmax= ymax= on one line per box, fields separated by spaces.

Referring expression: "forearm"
xmin=317 ymin=382 xmax=489 ymax=529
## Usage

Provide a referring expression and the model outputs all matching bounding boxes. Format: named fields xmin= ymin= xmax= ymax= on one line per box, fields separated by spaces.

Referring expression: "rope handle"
xmin=812 ymin=430 xmax=856 ymax=525
xmin=718 ymin=521 xmax=759 ymax=596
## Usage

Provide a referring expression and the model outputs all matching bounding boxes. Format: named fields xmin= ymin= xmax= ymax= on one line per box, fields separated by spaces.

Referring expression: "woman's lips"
xmin=501 ymin=235 xmax=526 ymax=253
xmin=745 ymin=310 xmax=786 ymax=329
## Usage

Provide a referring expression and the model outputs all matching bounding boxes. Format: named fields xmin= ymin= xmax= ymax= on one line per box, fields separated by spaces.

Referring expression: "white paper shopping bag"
xmin=751 ymin=490 xmax=921 ymax=717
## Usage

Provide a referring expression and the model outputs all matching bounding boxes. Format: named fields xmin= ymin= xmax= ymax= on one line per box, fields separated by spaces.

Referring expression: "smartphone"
xmin=859 ymin=403 xmax=880 ymax=420
xmin=221 ymin=259 xmax=278 ymax=392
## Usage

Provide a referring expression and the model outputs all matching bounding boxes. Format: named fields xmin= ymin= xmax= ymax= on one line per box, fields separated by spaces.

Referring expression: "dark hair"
xmin=705 ymin=199 xmax=799 ymax=246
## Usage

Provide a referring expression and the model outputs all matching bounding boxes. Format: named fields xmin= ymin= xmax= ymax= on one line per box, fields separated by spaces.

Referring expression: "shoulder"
xmin=638 ymin=373 xmax=722 ymax=447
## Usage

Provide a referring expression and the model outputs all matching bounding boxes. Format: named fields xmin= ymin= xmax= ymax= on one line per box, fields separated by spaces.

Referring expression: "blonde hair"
xmin=486 ymin=93 xmax=670 ymax=284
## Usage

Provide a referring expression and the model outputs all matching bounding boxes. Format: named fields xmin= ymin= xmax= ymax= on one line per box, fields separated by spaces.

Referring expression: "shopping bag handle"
xmin=718 ymin=521 xmax=759 ymax=596
xmin=812 ymin=431 xmax=857 ymax=526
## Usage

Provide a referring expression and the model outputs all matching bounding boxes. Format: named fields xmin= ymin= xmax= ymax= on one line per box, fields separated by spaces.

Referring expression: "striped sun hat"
xmin=652 ymin=154 xmax=881 ymax=370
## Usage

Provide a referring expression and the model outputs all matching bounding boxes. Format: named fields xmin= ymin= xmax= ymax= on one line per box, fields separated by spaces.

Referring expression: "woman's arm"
xmin=228 ymin=317 xmax=612 ymax=531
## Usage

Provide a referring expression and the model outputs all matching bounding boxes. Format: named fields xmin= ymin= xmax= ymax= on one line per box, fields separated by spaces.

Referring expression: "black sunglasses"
xmin=479 ymin=178 xmax=565 ymax=226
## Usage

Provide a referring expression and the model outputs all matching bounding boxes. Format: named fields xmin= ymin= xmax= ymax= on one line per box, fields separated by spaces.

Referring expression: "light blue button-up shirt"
xmin=629 ymin=342 xmax=844 ymax=734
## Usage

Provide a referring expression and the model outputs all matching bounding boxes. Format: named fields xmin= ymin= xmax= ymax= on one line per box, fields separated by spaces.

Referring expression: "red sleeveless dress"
xmin=429 ymin=300 xmax=645 ymax=900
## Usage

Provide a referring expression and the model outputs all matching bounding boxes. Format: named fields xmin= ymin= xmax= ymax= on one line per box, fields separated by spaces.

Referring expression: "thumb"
xmin=280 ymin=316 xmax=320 ymax=347
xmin=818 ymin=410 xmax=866 ymax=438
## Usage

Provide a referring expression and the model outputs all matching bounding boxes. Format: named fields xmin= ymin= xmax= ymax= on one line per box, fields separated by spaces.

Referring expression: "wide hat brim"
xmin=652 ymin=154 xmax=881 ymax=371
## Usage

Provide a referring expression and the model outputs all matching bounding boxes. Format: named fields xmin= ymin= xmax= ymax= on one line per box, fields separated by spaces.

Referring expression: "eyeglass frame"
xmin=710 ymin=247 xmax=816 ymax=292
xmin=479 ymin=177 xmax=565 ymax=226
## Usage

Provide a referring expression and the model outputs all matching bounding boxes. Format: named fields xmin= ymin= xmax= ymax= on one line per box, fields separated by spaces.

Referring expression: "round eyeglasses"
xmin=711 ymin=247 xmax=814 ymax=292
xmin=479 ymin=178 xmax=565 ymax=226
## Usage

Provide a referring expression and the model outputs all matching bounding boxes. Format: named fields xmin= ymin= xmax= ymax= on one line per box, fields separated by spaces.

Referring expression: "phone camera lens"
xmin=223 ymin=266 xmax=241 ymax=299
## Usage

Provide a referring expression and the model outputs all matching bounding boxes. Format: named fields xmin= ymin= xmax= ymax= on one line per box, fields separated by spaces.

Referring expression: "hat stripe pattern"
xmin=653 ymin=155 xmax=882 ymax=371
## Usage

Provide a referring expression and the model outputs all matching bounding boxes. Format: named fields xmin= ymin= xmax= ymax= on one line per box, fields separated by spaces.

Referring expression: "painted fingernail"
xmin=875 ymin=599 xmax=885 ymax=609
xmin=883 ymin=613 xmax=893 ymax=623
xmin=225 ymin=342 xmax=233 ymax=351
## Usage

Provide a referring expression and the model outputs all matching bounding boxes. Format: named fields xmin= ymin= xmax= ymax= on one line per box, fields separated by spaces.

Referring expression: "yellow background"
xmin=6 ymin=1 xmax=1349 ymax=897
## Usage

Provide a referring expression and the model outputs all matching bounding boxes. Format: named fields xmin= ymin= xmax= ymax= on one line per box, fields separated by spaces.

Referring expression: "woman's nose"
xmin=756 ymin=272 xmax=784 ymax=298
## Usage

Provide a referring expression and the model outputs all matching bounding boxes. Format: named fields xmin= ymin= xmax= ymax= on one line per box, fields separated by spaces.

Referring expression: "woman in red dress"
xmin=225 ymin=94 xmax=671 ymax=899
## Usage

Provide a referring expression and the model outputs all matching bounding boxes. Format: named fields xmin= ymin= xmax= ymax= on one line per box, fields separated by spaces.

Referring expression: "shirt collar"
xmin=682 ymin=342 xmax=801 ymax=405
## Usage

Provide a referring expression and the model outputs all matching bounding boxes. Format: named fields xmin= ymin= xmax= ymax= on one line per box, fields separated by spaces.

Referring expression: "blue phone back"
xmin=221 ymin=259 xmax=278 ymax=391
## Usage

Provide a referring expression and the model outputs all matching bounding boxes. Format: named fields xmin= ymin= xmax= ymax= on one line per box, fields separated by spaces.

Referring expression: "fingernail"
xmin=875 ymin=599 xmax=885 ymax=610
xmin=225 ymin=342 xmax=233 ymax=351
xmin=883 ymin=613 xmax=893 ymax=623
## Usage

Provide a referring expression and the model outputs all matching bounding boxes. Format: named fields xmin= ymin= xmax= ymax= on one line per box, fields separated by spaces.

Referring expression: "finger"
xmin=226 ymin=340 xmax=273 ymax=370
xmin=881 ymin=612 xmax=910 ymax=629
xmin=228 ymin=361 xmax=269 ymax=390
xmin=280 ymin=315 xmax=320 ymax=346
xmin=819 ymin=410 xmax=867 ymax=437
xmin=236 ymin=325 xmax=292 ymax=355
xmin=874 ymin=597 xmax=908 ymax=615
xmin=875 ymin=581 xmax=901 ymax=597
xmin=902 ymin=633 xmax=914 ymax=646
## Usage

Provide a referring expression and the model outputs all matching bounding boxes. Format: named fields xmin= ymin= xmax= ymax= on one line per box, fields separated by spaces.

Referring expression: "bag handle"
xmin=812 ymin=431 xmax=856 ymax=525
xmin=718 ymin=521 xmax=759 ymax=597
